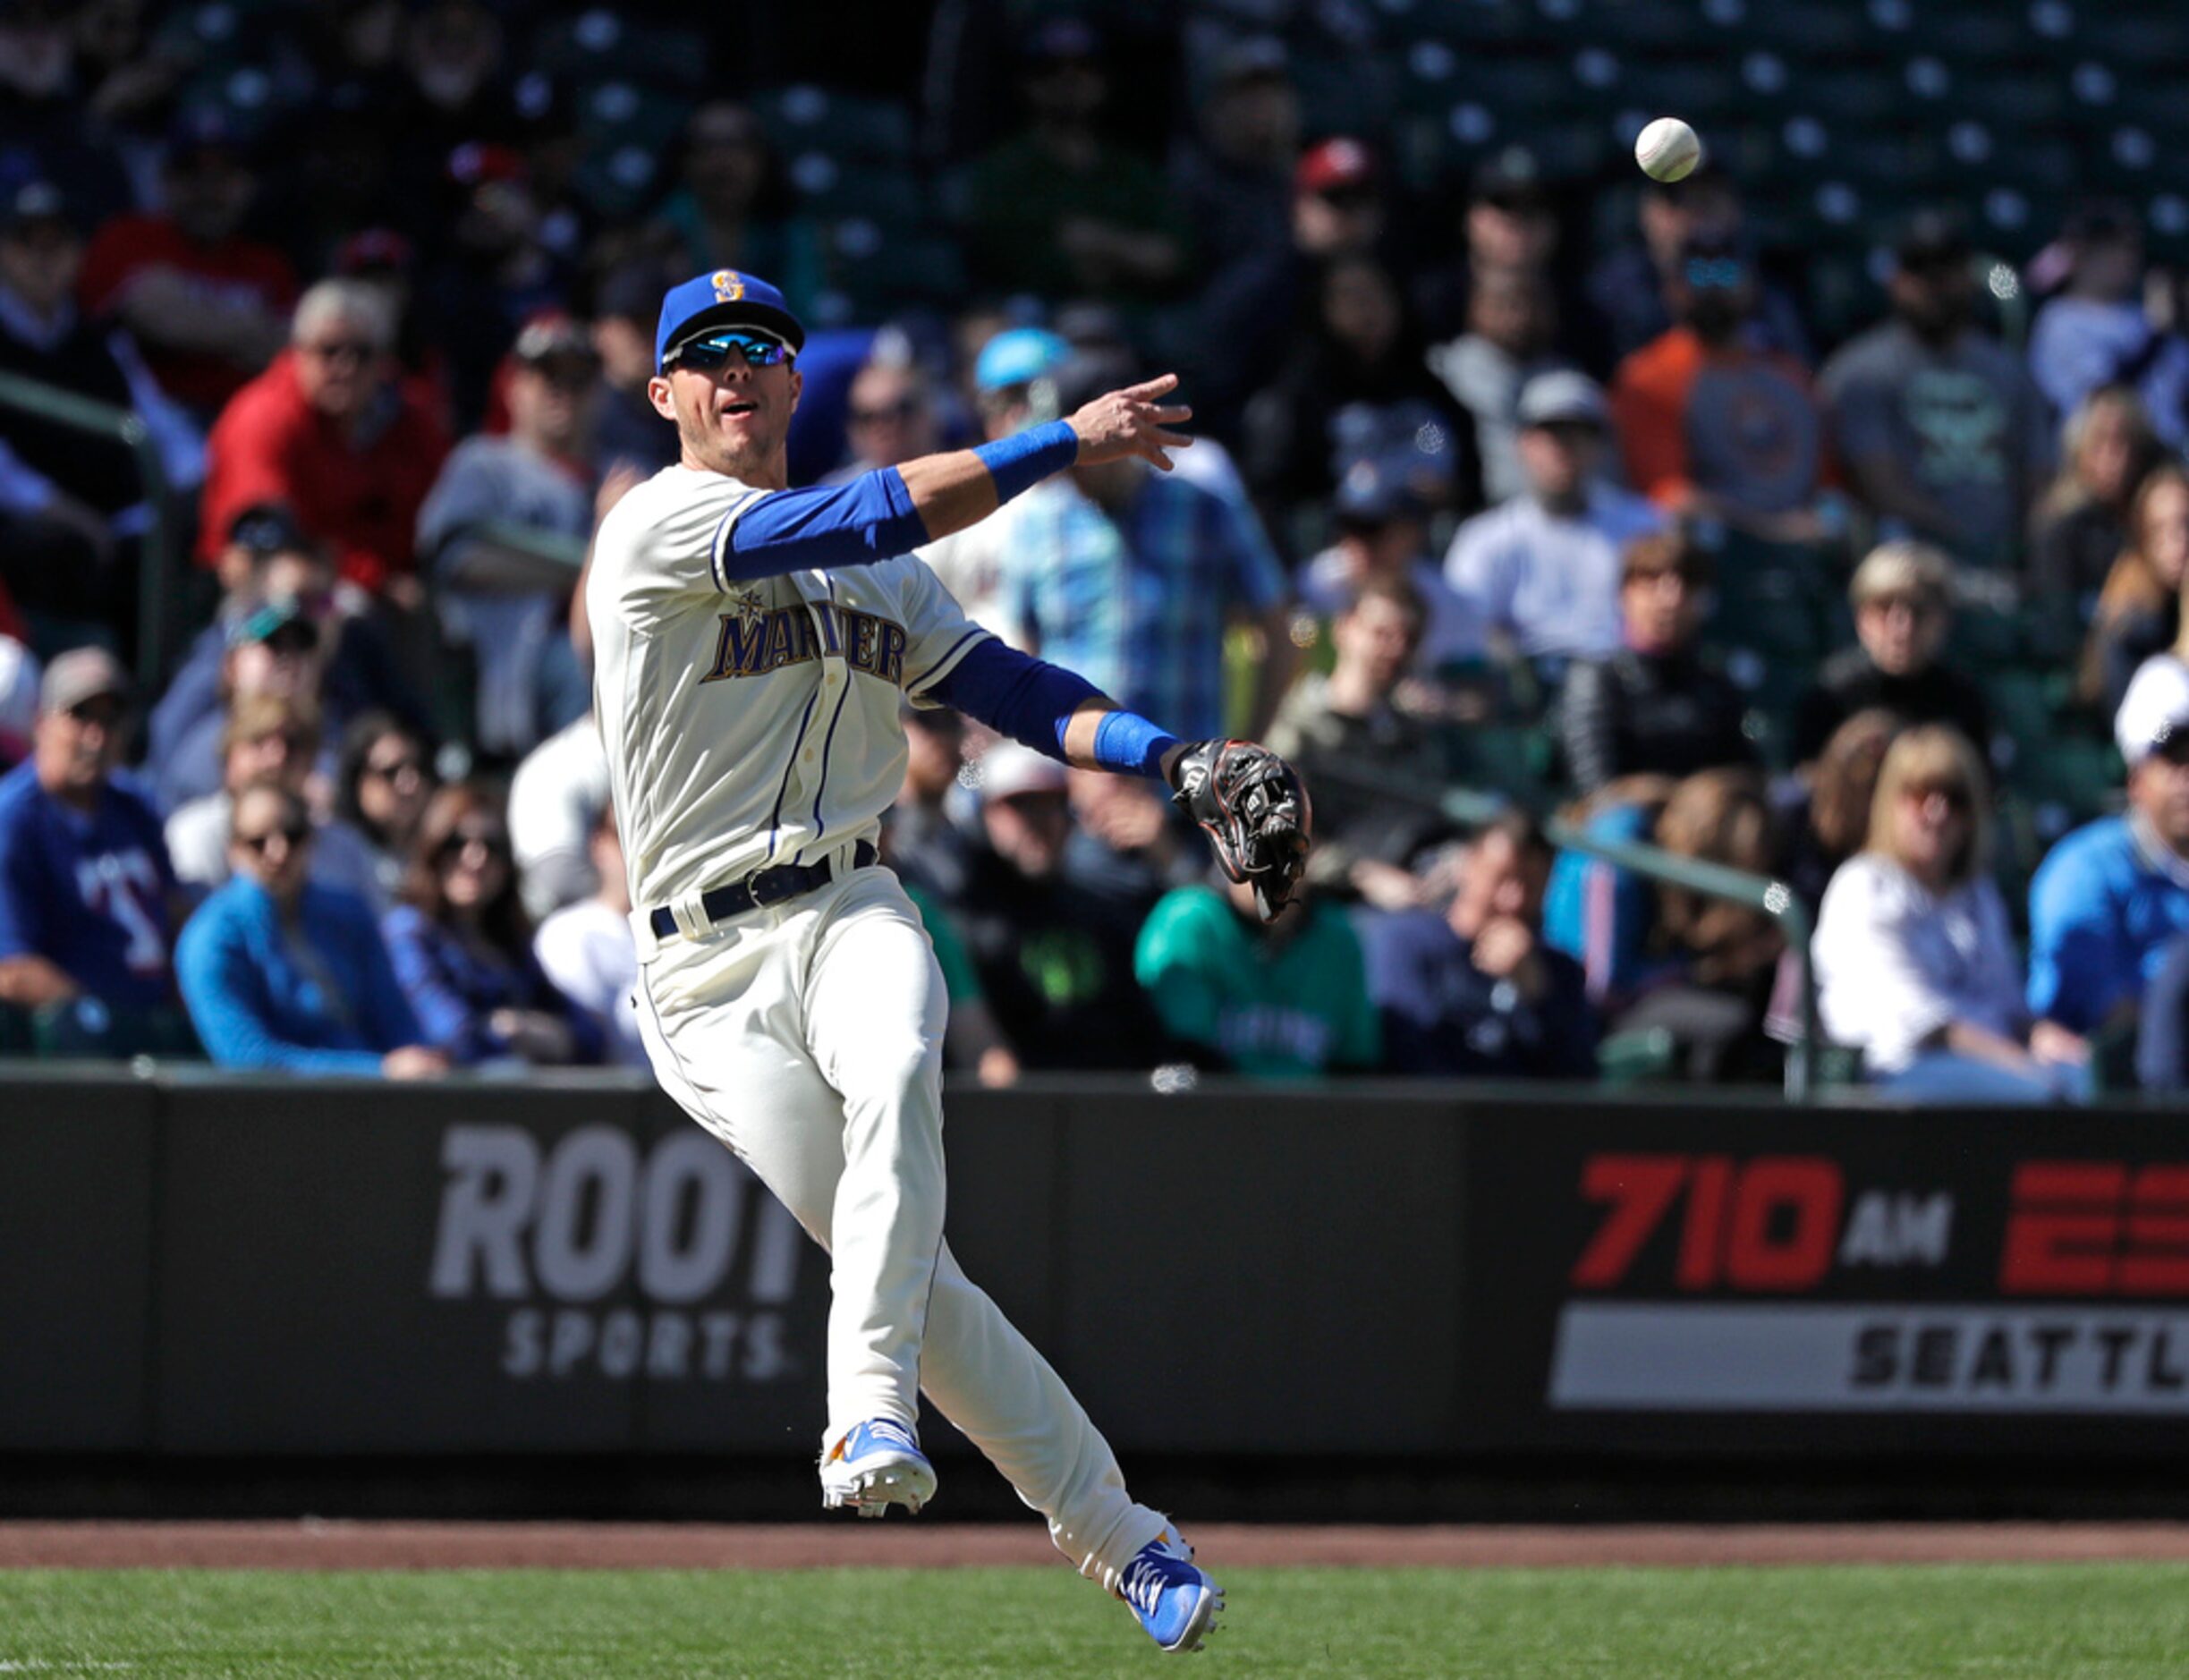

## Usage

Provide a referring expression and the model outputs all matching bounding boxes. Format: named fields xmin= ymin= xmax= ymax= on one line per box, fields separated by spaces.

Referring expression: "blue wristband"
xmin=974 ymin=420 xmax=1079 ymax=505
xmin=1090 ymin=708 xmax=1182 ymax=780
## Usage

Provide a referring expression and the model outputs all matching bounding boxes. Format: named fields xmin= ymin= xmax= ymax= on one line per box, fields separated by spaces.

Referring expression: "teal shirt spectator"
xmin=2027 ymin=814 xmax=2189 ymax=1033
xmin=175 ymin=877 xmax=420 ymax=1073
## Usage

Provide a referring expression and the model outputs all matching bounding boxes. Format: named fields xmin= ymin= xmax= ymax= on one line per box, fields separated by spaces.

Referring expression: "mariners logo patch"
xmin=711 ymin=269 xmax=746 ymax=301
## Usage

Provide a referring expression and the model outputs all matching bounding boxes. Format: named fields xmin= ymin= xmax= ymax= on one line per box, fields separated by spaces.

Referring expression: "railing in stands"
xmin=0 ymin=369 xmax=173 ymax=692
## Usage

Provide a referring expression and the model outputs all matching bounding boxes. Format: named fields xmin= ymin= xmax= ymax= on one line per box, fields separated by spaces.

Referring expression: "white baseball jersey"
xmin=586 ymin=465 xmax=992 ymax=920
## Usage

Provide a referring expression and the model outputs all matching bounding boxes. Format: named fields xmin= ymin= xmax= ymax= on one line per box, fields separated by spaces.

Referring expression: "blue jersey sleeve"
xmin=724 ymin=469 xmax=930 ymax=578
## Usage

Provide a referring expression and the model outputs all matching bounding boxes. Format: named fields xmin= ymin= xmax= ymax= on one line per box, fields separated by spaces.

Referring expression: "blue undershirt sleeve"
xmin=724 ymin=468 xmax=930 ymax=577
xmin=926 ymin=639 xmax=1179 ymax=775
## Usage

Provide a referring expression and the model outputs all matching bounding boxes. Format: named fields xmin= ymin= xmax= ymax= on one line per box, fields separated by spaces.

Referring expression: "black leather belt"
xmin=648 ymin=841 xmax=877 ymax=939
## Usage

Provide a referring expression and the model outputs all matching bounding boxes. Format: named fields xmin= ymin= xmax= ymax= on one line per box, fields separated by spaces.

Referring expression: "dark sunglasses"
xmin=1683 ymin=257 xmax=1746 ymax=290
xmin=667 ymin=329 xmax=791 ymax=371
xmin=65 ymin=699 xmax=126 ymax=728
xmin=365 ymin=754 xmax=425 ymax=781
xmin=303 ymin=339 xmax=376 ymax=364
xmin=436 ymin=826 xmax=510 ymax=861
xmin=239 ymin=821 xmax=311 ymax=853
xmin=2151 ymin=730 xmax=2189 ymax=768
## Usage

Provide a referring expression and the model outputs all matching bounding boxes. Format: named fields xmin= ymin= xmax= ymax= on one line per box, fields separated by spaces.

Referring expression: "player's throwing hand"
xmin=1066 ymin=373 xmax=1194 ymax=471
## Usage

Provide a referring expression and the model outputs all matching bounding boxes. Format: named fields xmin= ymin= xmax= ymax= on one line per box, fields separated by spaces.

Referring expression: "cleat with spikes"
xmin=819 ymin=1417 xmax=937 ymax=1518
xmin=1118 ymin=1529 xmax=1224 ymax=1653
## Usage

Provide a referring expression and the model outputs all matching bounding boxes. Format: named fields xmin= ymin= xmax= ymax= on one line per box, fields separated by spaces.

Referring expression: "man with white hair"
xmin=198 ymin=278 xmax=451 ymax=606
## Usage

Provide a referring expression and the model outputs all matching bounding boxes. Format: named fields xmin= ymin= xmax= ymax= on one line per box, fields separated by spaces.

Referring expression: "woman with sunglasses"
xmin=378 ymin=783 xmax=600 ymax=1067
xmin=1814 ymin=725 xmax=2089 ymax=1102
xmin=174 ymin=780 xmax=447 ymax=1076
xmin=336 ymin=713 xmax=436 ymax=904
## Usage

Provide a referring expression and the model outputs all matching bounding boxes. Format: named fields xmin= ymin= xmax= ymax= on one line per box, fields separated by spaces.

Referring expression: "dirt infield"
xmin=6 ymin=1522 xmax=2189 ymax=1571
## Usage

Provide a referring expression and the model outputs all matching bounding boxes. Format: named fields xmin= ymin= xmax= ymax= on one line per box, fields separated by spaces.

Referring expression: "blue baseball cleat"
xmin=819 ymin=1417 xmax=937 ymax=1519
xmin=1118 ymin=1530 xmax=1224 ymax=1653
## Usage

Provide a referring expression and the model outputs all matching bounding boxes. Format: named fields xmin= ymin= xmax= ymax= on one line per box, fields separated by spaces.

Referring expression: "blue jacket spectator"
xmin=380 ymin=782 xmax=600 ymax=1067
xmin=2028 ymin=675 xmax=2189 ymax=1033
xmin=1362 ymin=811 xmax=1597 ymax=1078
xmin=174 ymin=782 xmax=444 ymax=1076
xmin=0 ymin=649 xmax=182 ymax=1037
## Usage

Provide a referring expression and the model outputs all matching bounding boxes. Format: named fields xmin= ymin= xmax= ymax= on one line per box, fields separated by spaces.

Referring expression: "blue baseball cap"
xmin=654 ymin=268 xmax=806 ymax=373
xmin=973 ymin=327 xmax=1071 ymax=394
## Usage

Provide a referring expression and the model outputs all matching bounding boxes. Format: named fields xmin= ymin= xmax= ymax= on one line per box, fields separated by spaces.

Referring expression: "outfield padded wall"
xmin=4 ymin=1070 xmax=2185 ymax=1458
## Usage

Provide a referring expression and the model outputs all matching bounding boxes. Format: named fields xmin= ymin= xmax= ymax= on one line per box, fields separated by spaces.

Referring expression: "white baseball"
xmin=1635 ymin=116 xmax=1703 ymax=183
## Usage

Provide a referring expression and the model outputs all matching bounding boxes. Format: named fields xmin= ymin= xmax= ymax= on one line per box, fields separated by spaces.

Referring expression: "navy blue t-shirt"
xmin=0 ymin=762 xmax=178 ymax=1008
xmin=1359 ymin=907 xmax=1598 ymax=1080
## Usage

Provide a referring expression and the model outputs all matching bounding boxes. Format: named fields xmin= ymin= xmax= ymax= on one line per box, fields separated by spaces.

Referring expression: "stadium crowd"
xmin=4 ymin=0 xmax=2189 ymax=1099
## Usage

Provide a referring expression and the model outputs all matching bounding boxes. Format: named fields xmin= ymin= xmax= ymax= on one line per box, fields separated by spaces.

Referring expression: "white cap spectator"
xmin=2116 ymin=656 xmax=2189 ymax=767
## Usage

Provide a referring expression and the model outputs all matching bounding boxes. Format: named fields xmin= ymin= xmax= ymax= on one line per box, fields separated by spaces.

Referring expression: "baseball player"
xmin=586 ymin=268 xmax=1311 ymax=1654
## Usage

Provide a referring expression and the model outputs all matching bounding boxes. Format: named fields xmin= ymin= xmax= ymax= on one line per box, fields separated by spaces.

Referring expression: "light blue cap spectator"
xmin=974 ymin=327 xmax=1072 ymax=394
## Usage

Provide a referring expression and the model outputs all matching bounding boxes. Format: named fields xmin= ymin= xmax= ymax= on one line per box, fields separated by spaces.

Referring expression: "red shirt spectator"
xmin=199 ymin=281 xmax=450 ymax=599
xmin=75 ymin=110 xmax=296 ymax=416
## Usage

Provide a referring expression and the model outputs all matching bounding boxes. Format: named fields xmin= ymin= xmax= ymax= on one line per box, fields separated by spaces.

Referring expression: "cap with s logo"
xmin=654 ymin=269 xmax=806 ymax=372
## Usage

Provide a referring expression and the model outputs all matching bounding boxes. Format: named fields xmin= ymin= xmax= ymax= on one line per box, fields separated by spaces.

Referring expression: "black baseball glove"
xmin=1167 ymin=739 xmax=1312 ymax=921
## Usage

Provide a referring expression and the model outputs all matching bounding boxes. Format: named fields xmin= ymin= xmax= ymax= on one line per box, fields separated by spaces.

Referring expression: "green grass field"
xmin=4 ymin=1563 xmax=2186 ymax=1678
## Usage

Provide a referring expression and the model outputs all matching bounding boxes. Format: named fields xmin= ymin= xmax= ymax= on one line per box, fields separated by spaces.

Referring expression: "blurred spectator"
xmin=0 ymin=179 xmax=202 ymax=640
xmin=530 ymin=802 xmax=644 ymax=1070
xmin=154 ymin=596 xmax=328 ymax=815
xmin=335 ymin=712 xmax=436 ymax=904
xmin=420 ymin=141 xmax=573 ymax=428
xmin=506 ymin=708 xmax=610 ymax=922
xmin=394 ymin=0 xmax=511 ymax=175
xmin=1064 ymin=767 xmax=1196 ymax=910
xmin=0 ymin=649 xmax=187 ymax=1048
xmin=0 ymin=635 xmax=38 ymax=769
xmin=1290 ymin=137 xmax=1386 ymax=265
xmin=2135 ymin=929 xmax=2189 ymax=1092
xmin=0 ymin=0 xmax=136 ymax=224
xmin=1583 ymin=167 xmax=1809 ymax=372
xmin=1415 ymin=147 xmax=1565 ymax=347
xmin=1817 ymin=726 xmax=2086 ymax=1102
xmin=1299 ymin=460 xmax=1472 ymax=675
xmin=884 ymin=701 xmax=977 ymax=904
xmin=1777 ymin=708 xmax=1903 ymax=913
xmin=1002 ymin=391 xmax=1291 ymax=742
xmin=2032 ymin=386 xmax=2159 ymax=608
xmin=960 ymin=18 xmax=1189 ymax=301
xmin=2025 ymin=674 xmax=2189 ymax=1037
xmin=1558 ymin=532 xmax=1752 ymax=794
xmin=165 ymin=695 xmax=381 ymax=905
xmin=417 ymin=311 xmax=596 ymax=758
xmin=2081 ymin=463 xmax=2189 ymax=717
xmin=2029 ymin=203 xmax=2189 ymax=447
xmin=174 ymin=779 xmax=445 ymax=1077
xmin=1133 ymin=875 xmax=1379 ymax=1081
xmin=199 ymin=279 xmax=452 ymax=605
xmin=1361 ymin=810 xmax=1596 ymax=1079
xmin=77 ymin=107 xmax=296 ymax=420
xmin=1244 ymin=250 xmax=1468 ymax=511
xmin=150 ymin=504 xmax=428 ymax=799
xmin=1171 ymin=37 xmax=1300 ymax=431
xmin=1266 ymin=576 xmax=1451 ymax=909
xmin=1610 ymin=768 xmax=1785 ymax=1084
xmin=1819 ymin=211 xmax=2051 ymax=572
xmin=944 ymin=745 xmax=1167 ymax=1072
xmin=920 ymin=325 xmax=1071 ymax=630
xmin=826 ymin=355 xmax=940 ymax=482
xmin=381 ymin=782 xmax=599 ymax=1066
xmin=1542 ymin=772 xmax=1680 ymax=1009
xmin=1444 ymin=371 xmax=1662 ymax=669
xmin=333 ymin=227 xmax=454 ymax=431
xmin=649 ymin=101 xmax=822 ymax=318
xmin=588 ymin=265 xmax=681 ymax=478
xmin=1427 ymin=261 xmax=1574 ymax=507
xmin=1612 ymin=233 xmax=1833 ymax=539
xmin=1791 ymin=543 xmax=1991 ymax=768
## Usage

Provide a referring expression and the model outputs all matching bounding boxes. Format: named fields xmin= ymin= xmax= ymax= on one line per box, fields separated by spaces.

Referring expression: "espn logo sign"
xmin=2001 ymin=1163 xmax=2189 ymax=1296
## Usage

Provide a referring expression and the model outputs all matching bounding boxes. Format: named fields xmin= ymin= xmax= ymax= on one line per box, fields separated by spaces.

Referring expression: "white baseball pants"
xmin=634 ymin=858 xmax=1167 ymax=1588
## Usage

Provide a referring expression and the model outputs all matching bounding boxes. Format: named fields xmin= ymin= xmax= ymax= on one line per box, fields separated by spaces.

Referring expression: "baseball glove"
xmin=1167 ymin=739 xmax=1312 ymax=921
